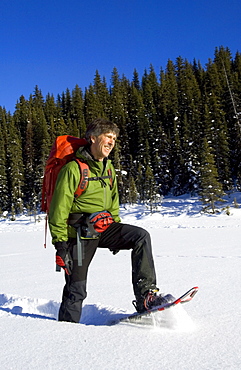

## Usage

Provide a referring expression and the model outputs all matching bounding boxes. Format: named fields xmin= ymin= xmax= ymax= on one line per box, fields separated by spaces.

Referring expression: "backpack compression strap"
xmin=88 ymin=169 xmax=112 ymax=186
xmin=73 ymin=159 xmax=113 ymax=198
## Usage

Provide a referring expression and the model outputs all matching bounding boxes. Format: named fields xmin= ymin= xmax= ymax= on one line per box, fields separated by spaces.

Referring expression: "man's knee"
xmin=133 ymin=226 xmax=151 ymax=245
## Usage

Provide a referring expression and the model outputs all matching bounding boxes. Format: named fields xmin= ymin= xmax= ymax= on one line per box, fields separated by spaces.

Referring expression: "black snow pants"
xmin=58 ymin=222 xmax=157 ymax=323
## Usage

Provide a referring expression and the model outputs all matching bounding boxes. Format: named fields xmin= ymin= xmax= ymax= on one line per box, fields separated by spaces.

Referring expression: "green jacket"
xmin=48 ymin=145 xmax=121 ymax=244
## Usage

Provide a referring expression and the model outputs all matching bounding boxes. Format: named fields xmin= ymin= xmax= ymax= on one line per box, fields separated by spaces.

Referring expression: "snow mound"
xmin=0 ymin=293 xmax=129 ymax=326
xmin=0 ymin=293 xmax=59 ymax=320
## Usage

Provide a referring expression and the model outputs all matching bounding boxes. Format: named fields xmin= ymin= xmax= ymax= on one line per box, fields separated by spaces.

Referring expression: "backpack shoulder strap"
xmin=73 ymin=158 xmax=114 ymax=198
xmin=73 ymin=158 xmax=90 ymax=198
xmin=107 ymin=168 xmax=113 ymax=189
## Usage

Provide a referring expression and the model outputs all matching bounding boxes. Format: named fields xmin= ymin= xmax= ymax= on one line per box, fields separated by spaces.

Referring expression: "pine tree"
xmin=93 ymin=70 xmax=110 ymax=118
xmin=205 ymin=57 xmax=232 ymax=190
xmin=54 ymin=94 xmax=67 ymax=136
xmin=175 ymin=58 xmax=203 ymax=194
xmin=171 ymin=119 xmax=187 ymax=195
xmin=23 ymin=117 xmax=35 ymax=207
xmin=199 ymin=138 xmax=225 ymax=213
xmin=158 ymin=61 xmax=179 ymax=194
xmin=31 ymin=90 xmax=51 ymax=207
xmin=126 ymin=83 xmax=146 ymax=162
xmin=193 ymin=59 xmax=206 ymax=91
xmin=5 ymin=113 xmax=24 ymax=216
xmin=72 ymin=85 xmax=86 ymax=137
xmin=67 ymin=118 xmax=79 ymax=137
xmin=13 ymin=96 xmax=37 ymax=208
xmin=140 ymin=138 xmax=158 ymax=207
xmin=128 ymin=174 xmax=138 ymax=205
xmin=136 ymin=162 xmax=145 ymax=202
xmin=144 ymin=164 xmax=158 ymax=213
xmin=109 ymin=68 xmax=128 ymax=135
xmin=63 ymin=88 xmax=72 ymax=125
xmin=132 ymin=68 xmax=141 ymax=90
xmin=159 ymin=60 xmax=179 ymax=137
xmin=84 ymin=84 xmax=101 ymax=124
xmin=44 ymin=93 xmax=57 ymax=142
xmin=0 ymin=108 xmax=9 ymax=213
xmin=141 ymin=69 xmax=161 ymax=196
xmin=154 ymin=125 xmax=172 ymax=195
xmin=14 ymin=95 xmax=30 ymax=142
xmin=141 ymin=67 xmax=159 ymax=146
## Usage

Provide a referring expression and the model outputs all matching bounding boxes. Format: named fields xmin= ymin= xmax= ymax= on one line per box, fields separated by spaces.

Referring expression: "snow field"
xmin=1 ymin=195 xmax=241 ymax=369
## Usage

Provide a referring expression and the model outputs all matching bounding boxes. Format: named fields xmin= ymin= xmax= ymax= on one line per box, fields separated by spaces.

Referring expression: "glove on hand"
xmin=55 ymin=241 xmax=73 ymax=275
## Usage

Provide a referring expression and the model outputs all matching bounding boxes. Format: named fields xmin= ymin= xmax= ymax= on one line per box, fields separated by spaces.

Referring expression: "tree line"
xmin=0 ymin=46 xmax=241 ymax=217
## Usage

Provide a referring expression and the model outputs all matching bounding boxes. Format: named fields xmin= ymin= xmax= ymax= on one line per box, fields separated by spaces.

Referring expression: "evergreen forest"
xmin=1 ymin=46 xmax=241 ymax=217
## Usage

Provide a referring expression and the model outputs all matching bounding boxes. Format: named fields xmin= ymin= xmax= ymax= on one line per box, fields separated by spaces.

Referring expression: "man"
xmin=49 ymin=118 xmax=165 ymax=323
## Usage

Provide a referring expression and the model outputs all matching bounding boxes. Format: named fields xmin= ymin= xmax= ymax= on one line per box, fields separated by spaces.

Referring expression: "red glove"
xmin=55 ymin=241 xmax=73 ymax=275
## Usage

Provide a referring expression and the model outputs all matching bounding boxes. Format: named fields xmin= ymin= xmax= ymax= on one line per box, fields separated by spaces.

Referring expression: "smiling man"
xmin=49 ymin=118 xmax=165 ymax=323
xmin=89 ymin=132 xmax=116 ymax=160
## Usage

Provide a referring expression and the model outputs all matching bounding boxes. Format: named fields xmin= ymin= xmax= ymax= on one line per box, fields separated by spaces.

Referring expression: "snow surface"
xmin=1 ymin=194 xmax=241 ymax=369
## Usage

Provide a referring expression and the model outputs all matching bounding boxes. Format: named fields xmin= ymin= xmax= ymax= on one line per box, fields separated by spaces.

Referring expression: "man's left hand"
xmin=55 ymin=241 xmax=73 ymax=275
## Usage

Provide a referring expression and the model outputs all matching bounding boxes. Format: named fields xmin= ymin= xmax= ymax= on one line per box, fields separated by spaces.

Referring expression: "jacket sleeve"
xmin=48 ymin=162 xmax=80 ymax=244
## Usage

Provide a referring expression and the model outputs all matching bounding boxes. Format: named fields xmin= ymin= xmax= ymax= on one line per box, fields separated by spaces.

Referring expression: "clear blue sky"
xmin=1 ymin=0 xmax=240 ymax=113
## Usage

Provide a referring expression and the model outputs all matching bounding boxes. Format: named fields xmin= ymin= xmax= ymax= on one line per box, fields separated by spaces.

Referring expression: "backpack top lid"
xmin=50 ymin=135 xmax=88 ymax=160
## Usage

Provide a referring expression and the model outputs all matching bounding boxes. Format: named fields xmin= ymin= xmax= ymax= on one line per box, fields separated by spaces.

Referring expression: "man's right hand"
xmin=55 ymin=241 xmax=73 ymax=275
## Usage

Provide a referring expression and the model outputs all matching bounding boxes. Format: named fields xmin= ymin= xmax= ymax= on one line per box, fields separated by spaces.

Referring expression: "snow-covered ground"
xmin=1 ymin=194 xmax=241 ymax=369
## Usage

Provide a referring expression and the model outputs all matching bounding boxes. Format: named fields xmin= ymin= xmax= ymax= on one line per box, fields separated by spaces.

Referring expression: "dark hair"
xmin=85 ymin=118 xmax=120 ymax=143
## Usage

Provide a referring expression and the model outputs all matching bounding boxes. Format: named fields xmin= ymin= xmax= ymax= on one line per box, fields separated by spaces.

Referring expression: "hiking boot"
xmin=132 ymin=289 xmax=173 ymax=313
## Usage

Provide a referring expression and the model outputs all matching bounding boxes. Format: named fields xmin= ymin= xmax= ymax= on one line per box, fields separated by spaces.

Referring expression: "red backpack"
xmin=41 ymin=135 xmax=89 ymax=214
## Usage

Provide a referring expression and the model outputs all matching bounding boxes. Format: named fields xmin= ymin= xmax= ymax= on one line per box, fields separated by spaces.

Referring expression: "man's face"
xmin=90 ymin=132 xmax=117 ymax=161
